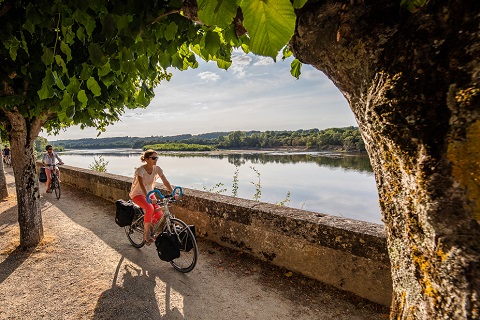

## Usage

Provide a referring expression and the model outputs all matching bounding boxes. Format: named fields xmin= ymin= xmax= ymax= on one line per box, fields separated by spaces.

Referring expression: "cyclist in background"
xmin=2 ymin=145 xmax=11 ymax=165
xmin=129 ymin=149 xmax=175 ymax=244
xmin=42 ymin=145 xmax=64 ymax=193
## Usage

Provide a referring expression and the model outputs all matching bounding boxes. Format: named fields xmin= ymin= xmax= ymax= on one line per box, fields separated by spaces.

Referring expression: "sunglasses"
xmin=148 ymin=156 xmax=158 ymax=160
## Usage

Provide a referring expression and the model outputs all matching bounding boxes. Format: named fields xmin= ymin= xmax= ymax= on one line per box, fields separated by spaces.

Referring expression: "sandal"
xmin=144 ymin=235 xmax=154 ymax=245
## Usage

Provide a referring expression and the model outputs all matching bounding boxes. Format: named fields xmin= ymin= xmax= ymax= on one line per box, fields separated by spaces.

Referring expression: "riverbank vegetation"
xmin=51 ymin=126 xmax=366 ymax=152
xmin=143 ymin=143 xmax=216 ymax=151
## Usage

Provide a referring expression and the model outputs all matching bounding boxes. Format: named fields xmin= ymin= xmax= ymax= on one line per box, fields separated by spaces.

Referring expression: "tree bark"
xmin=5 ymin=111 xmax=43 ymax=248
xmin=291 ymin=0 xmax=479 ymax=318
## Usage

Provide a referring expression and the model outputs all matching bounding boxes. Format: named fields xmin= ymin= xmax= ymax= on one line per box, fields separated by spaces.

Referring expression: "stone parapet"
xmin=38 ymin=163 xmax=392 ymax=306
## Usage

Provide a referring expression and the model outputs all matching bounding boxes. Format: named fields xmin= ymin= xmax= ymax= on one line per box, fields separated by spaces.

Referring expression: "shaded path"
xmin=0 ymin=167 xmax=389 ymax=319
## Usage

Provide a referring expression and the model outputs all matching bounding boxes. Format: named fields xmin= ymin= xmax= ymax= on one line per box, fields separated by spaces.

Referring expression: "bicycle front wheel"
xmin=54 ymin=179 xmax=61 ymax=199
xmin=167 ymin=218 xmax=198 ymax=273
xmin=125 ymin=210 xmax=145 ymax=248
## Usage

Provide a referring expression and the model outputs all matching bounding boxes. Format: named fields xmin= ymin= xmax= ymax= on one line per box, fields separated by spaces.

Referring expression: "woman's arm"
xmin=160 ymin=174 xmax=174 ymax=193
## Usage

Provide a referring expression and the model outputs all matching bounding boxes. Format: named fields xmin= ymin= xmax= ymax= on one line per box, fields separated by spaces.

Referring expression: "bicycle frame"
xmin=147 ymin=187 xmax=183 ymax=237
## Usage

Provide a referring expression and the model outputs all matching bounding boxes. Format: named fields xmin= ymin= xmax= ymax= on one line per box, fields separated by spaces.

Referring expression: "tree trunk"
xmin=291 ymin=0 xmax=479 ymax=318
xmin=6 ymin=111 xmax=43 ymax=248
xmin=0 ymin=143 xmax=8 ymax=199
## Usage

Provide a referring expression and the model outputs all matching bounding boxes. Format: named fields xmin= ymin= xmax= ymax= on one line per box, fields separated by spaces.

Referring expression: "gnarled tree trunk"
xmin=6 ymin=111 xmax=43 ymax=248
xmin=291 ymin=0 xmax=479 ymax=318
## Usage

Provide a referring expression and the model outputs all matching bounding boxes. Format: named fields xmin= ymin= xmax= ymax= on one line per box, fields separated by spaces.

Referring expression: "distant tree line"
xmin=51 ymin=127 xmax=366 ymax=152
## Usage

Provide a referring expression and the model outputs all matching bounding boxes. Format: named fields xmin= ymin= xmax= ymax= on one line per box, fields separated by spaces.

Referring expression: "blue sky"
xmin=49 ymin=51 xmax=356 ymax=141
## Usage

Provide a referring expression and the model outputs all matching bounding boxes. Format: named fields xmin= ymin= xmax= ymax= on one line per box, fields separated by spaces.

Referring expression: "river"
xmin=56 ymin=148 xmax=382 ymax=225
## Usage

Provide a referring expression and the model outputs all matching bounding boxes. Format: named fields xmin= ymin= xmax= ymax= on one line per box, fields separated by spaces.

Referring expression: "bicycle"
xmin=124 ymin=187 xmax=198 ymax=273
xmin=47 ymin=163 xmax=61 ymax=199
xmin=3 ymin=155 xmax=11 ymax=167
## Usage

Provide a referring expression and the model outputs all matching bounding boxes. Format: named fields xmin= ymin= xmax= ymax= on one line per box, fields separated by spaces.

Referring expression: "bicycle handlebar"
xmin=146 ymin=186 xmax=183 ymax=203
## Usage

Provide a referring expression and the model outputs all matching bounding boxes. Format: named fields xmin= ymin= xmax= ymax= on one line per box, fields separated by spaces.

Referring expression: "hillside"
xmin=50 ymin=127 xmax=366 ymax=152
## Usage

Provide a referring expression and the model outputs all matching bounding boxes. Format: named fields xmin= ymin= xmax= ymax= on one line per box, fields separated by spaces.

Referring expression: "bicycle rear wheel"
xmin=54 ymin=179 xmax=61 ymax=199
xmin=167 ymin=218 xmax=198 ymax=273
xmin=125 ymin=209 xmax=145 ymax=248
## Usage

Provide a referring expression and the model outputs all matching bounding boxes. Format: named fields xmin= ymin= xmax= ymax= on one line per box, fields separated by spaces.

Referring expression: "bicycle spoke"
xmin=167 ymin=218 xmax=198 ymax=273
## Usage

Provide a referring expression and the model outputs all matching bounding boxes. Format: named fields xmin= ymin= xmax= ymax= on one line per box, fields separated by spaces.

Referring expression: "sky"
xmin=48 ymin=51 xmax=356 ymax=141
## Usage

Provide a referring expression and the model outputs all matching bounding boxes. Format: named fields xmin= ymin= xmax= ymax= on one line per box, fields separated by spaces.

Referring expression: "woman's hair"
xmin=140 ymin=149 xmax=157 ymax=162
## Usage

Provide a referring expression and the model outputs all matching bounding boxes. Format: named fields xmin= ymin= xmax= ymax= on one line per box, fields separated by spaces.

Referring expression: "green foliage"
xmin=88 ymin=155 xmax=109 ymax=172
xmin=35 ymin=137 xmax=49 ymax=153
xmin=239 ymin=0 xmax=295 ymax=59
xmin=203 ymin=182 xmax=227 ymax=194
xmin=232 ymin=165 xmax=239 ymax=197
xmin=144 ymin=143 xmax=217 ymax=151
xmin=250 ymin=166 xmax=262 ymax=201
xmin=400 ymin=0 xmax=430 ymax=12
xmin=276 ymin=191 xmax=291 ymax=206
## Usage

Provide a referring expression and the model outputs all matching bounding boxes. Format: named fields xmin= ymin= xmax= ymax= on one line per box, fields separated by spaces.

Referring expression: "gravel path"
xmin=0 ymin=167 xmax=389 ymax=319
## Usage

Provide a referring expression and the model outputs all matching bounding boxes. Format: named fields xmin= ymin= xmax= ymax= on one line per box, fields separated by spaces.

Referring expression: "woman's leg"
xmin=132 ymin=195 xmax=155 ymax=243
xmin=45 ymin=168 xmax=52 ymax=192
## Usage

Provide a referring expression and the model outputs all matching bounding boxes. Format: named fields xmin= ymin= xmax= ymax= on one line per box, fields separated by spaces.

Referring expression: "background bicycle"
xmin=47 ymin=163 xmax=61 ymax=199
xmin=120 ymin=187 xmax=198 ymax=273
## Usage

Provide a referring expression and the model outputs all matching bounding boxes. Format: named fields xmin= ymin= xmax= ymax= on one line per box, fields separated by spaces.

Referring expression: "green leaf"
xmin=77 ymin=90 xmax=88 ymax=109
xmin=60 ymin=41 xmax=72 ymax=62
xmin=239 ymin=0 xmax=295 ymax=58
xmin=87 ymin=77 xmax=102 ymax=97
xmin=55 ymin=55 xmax=68 ymax=74
xmin=135 ymin=55 xmax=148 ymax=75
xmin=80 ymin=63 xmax=93 ymax=80
xmin=215 ymin=59 xmax=232 ymax=70
xmin=41 ymin=45 xmax=55 ymax=66
xmin=88 ymin=43 xmax=106 ymax=67
xmin=102 ymin=14 xmax=116 ymax=39
xmin=37 ymin=69 xmax=56 ymax=100
xmin=53 ymin=71 xmax=66 ymax=90
xmin=66 ymin=77 xmax=81 ymax=94
xmin=282 ymin=46 xmax=292 ymax=60
xmin=115 ymin=15 xmax=130 ymax=32
xmin=98 ymin=61 xmax=111 ymax=77
xmin=22 ymin=20 xmax=35 ymax=35
xmin=5 ymin=37 xmax=20 ymax=61
xmin=135 ymin=89 xmax=149 ymax=107
xmin=164 ymin=22 xmax=178 ymax=41
xmin=197 ymin=0 xmax=238 ymax=27
xmin=290 ymin=58 xmax=302 ymax=79
xmin=293 ymin=0 xmax=308 ymax=9
xmin=60 ymin=92 xmax=74 ymax=109
xmin=205 ymin=30 xmax=221 ymax=54
xmin=76 ymin=27 xmax=85 ymax=43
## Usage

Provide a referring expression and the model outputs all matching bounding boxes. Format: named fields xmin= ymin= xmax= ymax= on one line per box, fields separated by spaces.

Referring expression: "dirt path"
xmin=0 ymin=167 xmax=389 ymax=319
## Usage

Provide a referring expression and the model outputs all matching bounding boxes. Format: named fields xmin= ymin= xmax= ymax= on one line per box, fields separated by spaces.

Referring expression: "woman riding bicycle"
xmin=42 ymin=145 xmax=64 ymax=193
xmin=129 ymin=149 xmax=175 ymax=244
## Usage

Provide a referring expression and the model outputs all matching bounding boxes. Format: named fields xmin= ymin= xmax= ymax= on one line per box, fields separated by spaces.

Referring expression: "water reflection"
xmin=58 ymin=149 xmax=381 ymax=224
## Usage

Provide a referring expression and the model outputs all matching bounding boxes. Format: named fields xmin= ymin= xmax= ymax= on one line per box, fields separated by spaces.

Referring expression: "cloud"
xmin=49 ymin=51 xmax=355 ymax=141
xmin=230 ymin=54 xmax=252 ymax=78
xmin=198 ymin=71 xmax=220 ymax=82
xmin=253 ymin=56 xmax=274 ymax=66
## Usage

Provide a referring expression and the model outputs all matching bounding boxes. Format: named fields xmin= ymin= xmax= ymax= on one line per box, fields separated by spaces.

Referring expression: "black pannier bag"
xmin=115 ymin=200 xmax=135 ymax=227
xmin=155 ymin=232 xmax=180 ymax=261
xmin=39 ymin=167 xmax=47 ymax=182
xmin=179 ymin=225 xmax=195 ymax=252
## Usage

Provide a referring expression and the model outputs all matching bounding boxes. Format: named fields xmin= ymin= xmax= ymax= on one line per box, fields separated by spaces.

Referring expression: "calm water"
xmin=57 ymin=149 xmax=382 ymax=224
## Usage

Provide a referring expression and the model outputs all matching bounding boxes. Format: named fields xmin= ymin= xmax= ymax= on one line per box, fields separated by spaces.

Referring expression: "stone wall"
xmin=41 ymin=163 xmax=392 ymax=306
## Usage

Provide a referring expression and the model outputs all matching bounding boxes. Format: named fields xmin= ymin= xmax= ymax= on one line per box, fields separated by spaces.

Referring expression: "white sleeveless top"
xmin=129 ymin=165 xmax=164 ymax=199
